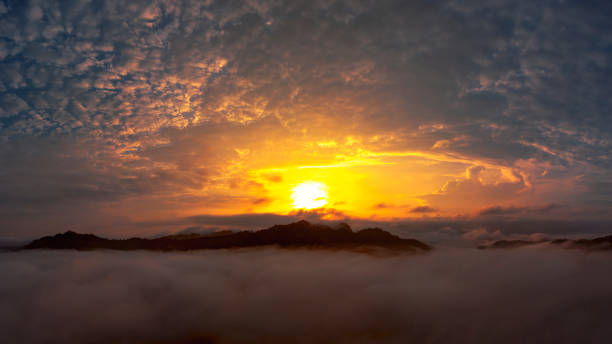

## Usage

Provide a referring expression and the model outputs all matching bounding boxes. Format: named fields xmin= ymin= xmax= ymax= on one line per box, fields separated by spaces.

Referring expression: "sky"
xmin=0 ymin=0 xmax=611 ymax=241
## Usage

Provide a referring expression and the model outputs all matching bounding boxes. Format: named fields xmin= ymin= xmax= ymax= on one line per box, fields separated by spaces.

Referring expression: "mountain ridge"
xmin=23 ymin=220 xmax=432 ymax=253
xmin=478 ymin=235 xmax=612 ymax=251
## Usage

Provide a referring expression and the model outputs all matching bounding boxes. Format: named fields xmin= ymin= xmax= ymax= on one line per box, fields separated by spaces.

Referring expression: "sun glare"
xmin=291 ymin=181 xmax=328 ymax=209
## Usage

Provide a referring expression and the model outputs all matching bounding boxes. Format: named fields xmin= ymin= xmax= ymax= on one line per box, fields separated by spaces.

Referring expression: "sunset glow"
xmin=0 ymin=0 xmax=609 ymax=239
xmin=2 ymin=1 xmax=612 ymax=343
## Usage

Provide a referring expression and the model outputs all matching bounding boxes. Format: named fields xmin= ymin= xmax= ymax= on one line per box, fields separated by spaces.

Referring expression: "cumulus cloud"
xmin=1 ymin=249 xmax=612 ymax=343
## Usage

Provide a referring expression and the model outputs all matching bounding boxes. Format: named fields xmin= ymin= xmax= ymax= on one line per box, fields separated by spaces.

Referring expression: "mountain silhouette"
xmin=23 ymin=220 xmax=431 ymax=253
xmin=479 ymin=234 xmax=612 ymax=251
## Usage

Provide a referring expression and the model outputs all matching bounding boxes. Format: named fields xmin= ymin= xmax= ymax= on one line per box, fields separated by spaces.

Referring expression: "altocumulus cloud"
xmin=1 ymin=248 xmax=612 ymax=343
xmin=0 ymin=0 xmax=611 ymax=236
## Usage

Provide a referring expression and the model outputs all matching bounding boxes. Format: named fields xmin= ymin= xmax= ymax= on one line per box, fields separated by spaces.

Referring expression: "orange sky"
xmin=97 ymin=115 xmax=588 ymax=234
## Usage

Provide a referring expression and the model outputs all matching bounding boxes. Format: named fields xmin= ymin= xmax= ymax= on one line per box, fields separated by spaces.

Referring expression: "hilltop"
xmin=24 ymin=220 xmax=431 ymax=253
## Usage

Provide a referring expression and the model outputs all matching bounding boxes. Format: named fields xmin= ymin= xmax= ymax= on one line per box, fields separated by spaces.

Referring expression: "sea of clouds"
xmin=1 ymin=247 xmax=611 ymax=343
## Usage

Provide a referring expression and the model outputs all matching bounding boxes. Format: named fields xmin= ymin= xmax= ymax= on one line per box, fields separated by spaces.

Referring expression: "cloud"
xmin=187 ymin=208 xmax=349 ymax=230
xmin=478 ymin=203 xmax=564 ymax=216
xmin=0 ymin=93 xmax=29 ymax=117
xmin=422 ymin=165 xmax=529 ymax=213
xmin=371 ymin=204 xmax=438 ymax=214
xmin=478 ymin=205 xmax=526 ymax=216
xmin=410 ymin=206 xmax=437 ymax=213
xmin=384 ymin=218 xmax=612 ymax=248
xmin=131 ymin=212 xmax=611 ymax=249
xmin=2 ymin=249 xmax=612 ymax=343
xmin=188 ymin=213 xmax=302 ymax=229
xmin=462 ymin=228 xmax=506 ymax=242
xmin=371 ymin=202 xmax=385 ymax=209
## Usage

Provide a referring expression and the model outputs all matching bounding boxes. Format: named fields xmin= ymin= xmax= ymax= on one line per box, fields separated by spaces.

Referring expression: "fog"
xmin=1 ymin=248 xmax=611 ymax=343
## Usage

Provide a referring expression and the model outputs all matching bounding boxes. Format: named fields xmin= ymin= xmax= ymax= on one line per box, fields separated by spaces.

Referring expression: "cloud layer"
xmin=2 ymin=248 xmax=612 ymax=343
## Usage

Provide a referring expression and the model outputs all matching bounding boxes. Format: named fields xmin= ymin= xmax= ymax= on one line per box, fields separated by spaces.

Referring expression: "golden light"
xmin=291 ymin=181 xmax=328 ymax=209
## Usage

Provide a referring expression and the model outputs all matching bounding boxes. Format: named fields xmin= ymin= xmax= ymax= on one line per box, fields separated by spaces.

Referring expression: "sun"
xmin=291 ymin=181 xmax=328 ymax=209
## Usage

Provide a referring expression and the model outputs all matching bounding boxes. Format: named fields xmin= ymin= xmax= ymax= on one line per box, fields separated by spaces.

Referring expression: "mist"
xmin=1 ymin=248 xmax=611 ymax=343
